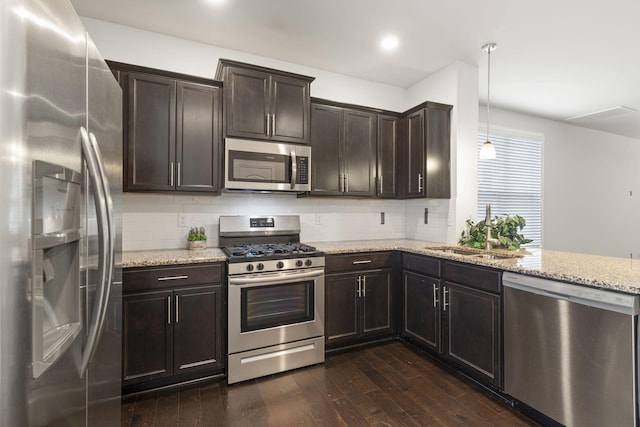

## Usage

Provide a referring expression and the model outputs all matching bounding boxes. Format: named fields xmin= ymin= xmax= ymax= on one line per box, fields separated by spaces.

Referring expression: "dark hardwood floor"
xmin=121 ymin=341 xmax=539 ymax=426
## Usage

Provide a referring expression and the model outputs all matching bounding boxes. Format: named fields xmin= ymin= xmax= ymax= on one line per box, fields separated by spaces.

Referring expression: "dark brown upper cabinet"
xmin=216 ymin=59 xmax=314 ymax=144
xmin=108 ymin=61 xmax=222 ymax=194
xmin=398 ymin=102 xmax=452 ymax=199
xmin=377 ymin=114 xmax=399 ymax=198
xmin=310 ymin=101 xmax=376 ymax=197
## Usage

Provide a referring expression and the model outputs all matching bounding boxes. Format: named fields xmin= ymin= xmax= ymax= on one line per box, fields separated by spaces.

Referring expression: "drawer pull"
xmin=157 ymin=275 xmax=189 ymax=281
xmin=352 ymin=260 xmax=372 ymax=265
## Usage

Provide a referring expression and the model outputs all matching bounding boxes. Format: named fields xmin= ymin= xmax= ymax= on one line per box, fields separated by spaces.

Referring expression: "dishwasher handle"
xmin=503 ymin=272 xmax=639 ymax=315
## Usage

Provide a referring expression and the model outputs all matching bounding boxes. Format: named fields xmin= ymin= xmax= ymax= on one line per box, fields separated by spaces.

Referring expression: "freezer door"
xmin=85 ymin=34 xmax=123 ymax=427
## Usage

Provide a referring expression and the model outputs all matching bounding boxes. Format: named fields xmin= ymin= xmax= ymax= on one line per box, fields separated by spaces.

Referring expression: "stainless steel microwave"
xmin=224 ymin=138 xmax=311 ymax=192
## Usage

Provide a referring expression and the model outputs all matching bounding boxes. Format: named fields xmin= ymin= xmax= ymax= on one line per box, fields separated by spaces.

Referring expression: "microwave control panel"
xmin=296 ymin=156 xmax=309 ymax=184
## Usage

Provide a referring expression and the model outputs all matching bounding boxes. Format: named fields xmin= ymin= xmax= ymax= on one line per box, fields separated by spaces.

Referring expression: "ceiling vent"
xmin=564 ymin=106 xmax=638 ymax=123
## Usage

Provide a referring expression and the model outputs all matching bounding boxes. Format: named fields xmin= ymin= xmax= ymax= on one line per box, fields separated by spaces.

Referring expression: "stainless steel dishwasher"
xmin=503 ymin=272 xmax=639 ymax=427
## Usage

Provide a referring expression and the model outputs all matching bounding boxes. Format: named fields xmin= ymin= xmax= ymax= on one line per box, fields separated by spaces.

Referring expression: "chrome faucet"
xmin=485 ymin=204 xmax=500 ymax=251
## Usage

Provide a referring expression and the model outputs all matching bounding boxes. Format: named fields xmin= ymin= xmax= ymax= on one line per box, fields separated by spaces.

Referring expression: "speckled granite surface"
xmin=123 ymin=239 xmax=640 ymax=294
xmin=309 ymin=239 xmax=640 ymax=294
xmin=123 ymin=248 xmax=227 ymax=268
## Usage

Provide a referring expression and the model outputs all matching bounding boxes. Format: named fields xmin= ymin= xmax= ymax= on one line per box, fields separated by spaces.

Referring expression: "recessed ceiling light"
xmin=380 ymin=35 xmax=399 ymax=51
xmin=204 ymin=0 xmax=227 ymax=6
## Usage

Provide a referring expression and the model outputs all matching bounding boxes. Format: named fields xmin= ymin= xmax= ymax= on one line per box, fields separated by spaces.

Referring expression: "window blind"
xmin=477 ymin=132 xmax=542 ymax=247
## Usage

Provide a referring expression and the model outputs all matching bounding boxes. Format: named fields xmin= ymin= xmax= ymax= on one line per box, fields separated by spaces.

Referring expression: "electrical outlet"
xmin=380 ymin=212 xmax=385 ymax=225
xmin=177 ymin=213 xmax=187 ymax=227
xmin=424 ymin=208 xmax=429 ymax=224
xmin=315 ymin=214 xmax=323 ymax=225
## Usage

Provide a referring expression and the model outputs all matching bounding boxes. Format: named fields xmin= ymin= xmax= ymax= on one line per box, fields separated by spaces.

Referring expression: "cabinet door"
xmin=173 ymin=285 xmax=223 ymax=375
xmin=270 ymin=75 xmax=310 ymax=144
xmin=361 ymin=270 xmax=392 ymax=336
xmin=403 ymin=271 xmax=440 ymax=352
xmin=343 ymin=109 xmax=376 ymax=197
xmin=125 ymin=72 xmax=176 ymax=191
xmin=224 ymin=67 xmax=269 ymax=140
xmin=310 ymin=103 xmax=343 ymax=195
xmin=405 ymin=109 xmax=425 ymax=198
xmin=122 ymin=290 xmax=173 ymax=385
xmin=325 ymin=273 xmax=359 ymax=345
xmin=176 ymin=81 xmax=221 ymax=193
xmin=443 ymin=283 xmax=501 ymax=386
xmin=377 ymin=115 xmax=397 ymax=198
xmin=425 ymin=106 xmax=451 ymax=198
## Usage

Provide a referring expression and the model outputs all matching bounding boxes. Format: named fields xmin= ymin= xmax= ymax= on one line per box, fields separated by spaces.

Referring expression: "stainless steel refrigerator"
xmin=0 ymin=0 xmax=122 ymax=425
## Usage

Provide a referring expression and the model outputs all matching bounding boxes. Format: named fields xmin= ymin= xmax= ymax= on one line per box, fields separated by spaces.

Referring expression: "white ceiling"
xmin=70 ymin=0 xmax=640 ymax=139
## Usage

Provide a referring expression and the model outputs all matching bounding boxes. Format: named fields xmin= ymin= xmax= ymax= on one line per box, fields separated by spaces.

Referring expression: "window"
xmin=477 ymin=129 xmax=542 ymax=247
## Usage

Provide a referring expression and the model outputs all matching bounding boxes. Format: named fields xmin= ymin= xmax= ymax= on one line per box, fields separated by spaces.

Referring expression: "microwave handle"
xmin=290 ymin=151 xmax=297 ymax=189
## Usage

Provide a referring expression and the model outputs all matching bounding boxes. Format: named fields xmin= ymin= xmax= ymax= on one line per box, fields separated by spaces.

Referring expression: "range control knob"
xmin=246 ymin=264 xmax=254 ymax=272
xmin=296 ymin=260 xmax=304 ymax=267
xmin=305 ymin=259 xmax=313 ymax=267
xmin=276 ymin=261 xmax=285 ymax=269
xmin=257 ymin=263 xmax=265 ymax=271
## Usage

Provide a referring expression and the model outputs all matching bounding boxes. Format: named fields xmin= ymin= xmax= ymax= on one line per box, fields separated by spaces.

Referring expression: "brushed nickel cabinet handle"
xmin=352 ymin=260 xmax=372 ymax=265
xmin=443 ymin=286 xmax=449 ymax=311
xmin=167 ymin=296 xmax=171 ymax=324
xmin=157 ymin=275 xmax=189 ymax=281
xmin=362 ymin=276 xmax=366 ymax=297
xmin=379 ymin=175 xmax=383 ymax=194
xmin=175 ymin=295 xmax=179 ymax=323
xmin=266 ymin=113 xmax=271 ymax=136
xmin=170 ymin=162 xmax=174 ymax=187
xmin=418 ymin=173 xmax=423 ymax=192
xmin=272 ymin=114 xmax=276 ymax=136
xmin=345 ymin=173 xmax=349 ymax=193
xmin=356 ymin=276 xmax=362 ymax=298
xmin=433 ymin=283 xmax=439 ymax=308
xmin=177 ymin=162 xmax=181 ymax=187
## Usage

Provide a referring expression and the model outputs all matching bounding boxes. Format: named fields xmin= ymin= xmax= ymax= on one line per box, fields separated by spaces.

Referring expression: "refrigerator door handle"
xmin=79 ymin=127 xmax=113 ymax=378
xmin=89 ymin=131 xmax=115 ymax=346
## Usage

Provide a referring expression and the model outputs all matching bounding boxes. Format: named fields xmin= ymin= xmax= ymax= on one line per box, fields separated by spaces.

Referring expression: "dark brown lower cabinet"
xmin=123 ymin=290 xmax=173 ymax=384
xmin=443 ymin=282 xmax=500 ymax=386
xmin=402 ymin=255 xmax=502 ymax=388
xmin=403 ymin=271 xmax=440 ymax=352
xmin=325 ymin=269 xmax=393 ymax=349
xmin=122 ymin=264 xmax=224 ymax=392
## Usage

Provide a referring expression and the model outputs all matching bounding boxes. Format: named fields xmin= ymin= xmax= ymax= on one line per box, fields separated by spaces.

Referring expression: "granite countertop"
xmin=123 ymin=247 xmax=227 ymax=268
xmin=309 ymin=239 xmax=640 ymax=294
xmin=123 ymin=239 xmax=640 ymax=294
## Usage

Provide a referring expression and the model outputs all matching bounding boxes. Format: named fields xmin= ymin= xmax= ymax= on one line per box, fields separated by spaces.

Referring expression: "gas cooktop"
xmin=222 ymin=242 xmax=319 ymax=262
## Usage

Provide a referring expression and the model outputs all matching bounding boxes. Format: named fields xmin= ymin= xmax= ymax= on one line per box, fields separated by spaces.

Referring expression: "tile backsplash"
xmin=122 ymin=193 xmax=453 ymax=251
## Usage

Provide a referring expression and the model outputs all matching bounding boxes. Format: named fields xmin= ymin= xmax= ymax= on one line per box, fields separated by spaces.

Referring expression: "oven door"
xmin=228 ymin=268 xmax=324 ymax=354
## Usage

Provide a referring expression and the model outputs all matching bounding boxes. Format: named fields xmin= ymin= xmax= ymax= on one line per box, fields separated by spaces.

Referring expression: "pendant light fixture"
xmin=480 ymin=42 xmax=497 ymax=160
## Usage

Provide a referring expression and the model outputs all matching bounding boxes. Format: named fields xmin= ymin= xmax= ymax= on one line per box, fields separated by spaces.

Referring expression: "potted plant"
xmin=459 ymin=214 xmax=532 ymax=251
xmin=187 ymin=227 xmax=207 ymax=250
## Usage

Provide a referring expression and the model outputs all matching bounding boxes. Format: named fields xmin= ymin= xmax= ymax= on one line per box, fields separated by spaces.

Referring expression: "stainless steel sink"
xmin=428 ymin=246 xmax=480 ymax=256
xmin=473 ymin=253 xmax=518 ymax=260
xmin=427 ymin=246 xmax=521 ymax=260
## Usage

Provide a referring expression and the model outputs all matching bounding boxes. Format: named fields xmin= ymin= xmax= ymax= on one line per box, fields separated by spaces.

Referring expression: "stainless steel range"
xmin=220 ymin=215 xmax=325 ymax=384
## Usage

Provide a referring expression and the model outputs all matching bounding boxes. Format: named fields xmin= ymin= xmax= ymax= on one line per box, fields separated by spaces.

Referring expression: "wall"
xmin=487 ymin=107 xmax=640 ymax=259
xmin=122 ymin=193 xmax=406 ymax=250
xmin=82 ymin=18 xmax=407 ymax=112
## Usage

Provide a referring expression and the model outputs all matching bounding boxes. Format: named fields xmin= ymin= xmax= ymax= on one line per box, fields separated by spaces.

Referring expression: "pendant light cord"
xmin=486 ymin=46 xmax=491 ymax=143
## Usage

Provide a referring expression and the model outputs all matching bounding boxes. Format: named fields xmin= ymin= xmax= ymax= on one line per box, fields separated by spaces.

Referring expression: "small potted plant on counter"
xmin=459 ymin=214 xmax=532 ymax=251
xmin=187 ymin=227 xmax=207 ymax=250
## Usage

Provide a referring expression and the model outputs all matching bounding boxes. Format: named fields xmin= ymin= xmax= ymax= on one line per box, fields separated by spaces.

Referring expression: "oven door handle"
xmin=228 ymin=269 xmax=324 ymax=286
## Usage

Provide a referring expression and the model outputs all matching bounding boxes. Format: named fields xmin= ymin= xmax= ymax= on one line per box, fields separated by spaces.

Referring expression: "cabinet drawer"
xmin=124 ymin=263 xmax=223 ymax=292
xmin=326 ymin=252 xmax=392 ymax=273
xmin=442 ymin=261 xmax=501 ymax=293
xmin=402 ymin=253 xmax=440 ymax=277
